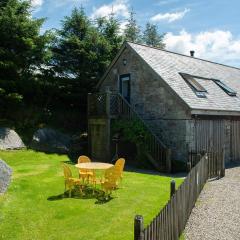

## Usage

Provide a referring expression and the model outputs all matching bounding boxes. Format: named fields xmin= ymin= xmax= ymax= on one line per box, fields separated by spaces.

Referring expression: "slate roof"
xmin=128 ymin=42 xmax=240 ymax=114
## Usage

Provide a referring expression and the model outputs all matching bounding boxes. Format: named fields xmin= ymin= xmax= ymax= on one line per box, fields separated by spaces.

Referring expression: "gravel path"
xmin=184 ymin=165 xmax=240 ymax=240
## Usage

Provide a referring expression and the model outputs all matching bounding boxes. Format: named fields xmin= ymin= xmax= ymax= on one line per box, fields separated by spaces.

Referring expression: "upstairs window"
xmin=180 ymin=73 xmax=207 ymax=98
xmin=180 ymin=73 xmax=237 ymax=98
xmin=213 ymin=80 xmax=237 ymax=96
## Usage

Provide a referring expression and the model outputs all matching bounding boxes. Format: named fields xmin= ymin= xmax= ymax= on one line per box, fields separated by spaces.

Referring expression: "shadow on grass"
xmin=125 ymin=166 xmax=187 ymax=178
xmin=60 ymin=160 xmax=74 ymax=165
xmin=47 ymin=186 xmax=114 ymax=204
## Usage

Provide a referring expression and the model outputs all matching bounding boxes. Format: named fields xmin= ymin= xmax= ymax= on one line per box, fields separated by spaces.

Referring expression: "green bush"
xmin=111 ymin=119 xmax=154 ymax=167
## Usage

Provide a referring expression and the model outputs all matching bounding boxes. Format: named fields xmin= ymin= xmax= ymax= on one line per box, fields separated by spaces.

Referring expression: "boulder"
xmin=31 ymin=128 xmax=71 ymax=154
xmin=0 ymin=159 xmax=12 ymax=194
xmin=0 ymin=128 xmax=25 ymax=150
xmin=68 ymin=133 xmax=88 ymax=162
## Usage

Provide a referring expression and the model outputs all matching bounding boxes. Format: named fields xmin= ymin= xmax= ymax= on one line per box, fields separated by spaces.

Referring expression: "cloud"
xmin=151 ymin=8 xmax=190 ymax=23
xmin=119 ymin=21 xmax=128 ymax=34
xmin=164 ymin=30 xmax=240 ymax=67
xmin=53 ymin=0 xmax=89 ymax=8
xmin=91 ymin=0 xmax=129 ymax=19
xmin=31 ymin=0 xmax=43 ymax=8
xmin=156 ymin=0 xmax=180 ymax=6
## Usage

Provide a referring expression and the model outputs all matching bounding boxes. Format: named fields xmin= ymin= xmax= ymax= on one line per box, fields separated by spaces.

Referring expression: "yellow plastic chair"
xmin=62 ymin=163 xmax=83 ymax=197
xmin=115 ymin=158 xmax=125 ymax=184
xmin=78 ymin=155 xmax=94 ymax=183
xmin=101 ymin=166 xmax=119 ymax=198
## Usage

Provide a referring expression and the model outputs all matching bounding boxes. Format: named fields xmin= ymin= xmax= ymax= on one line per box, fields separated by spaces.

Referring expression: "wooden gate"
xmin=193 ymin=120 xmax=226 ymax=153
xmin=230 ymin=120 xmax=240 ymax=162
xmin=88 ymin=118 xmax=111 ymax=161
xmin=191 ymin=119 xmax=240 ymax=162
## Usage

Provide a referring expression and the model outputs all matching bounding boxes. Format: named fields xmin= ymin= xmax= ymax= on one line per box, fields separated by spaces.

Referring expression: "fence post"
xmin=170 ymin=179 xmax=176 ymax=198
xmin=220 ymin=148 xmax=225 ymax=178
xmin=134 ymin=215 xmax=144 ymax=240
xmin=105 ymin=90 xmax=111 ymax=162
xmin=166 ymin=149 xmax=172 ymax=173
xmin=187 ymin=162 xmax=191 ymax=173
xmin=87 ymin=93 xmax=92 ymax=116
xmin=204 ymin=154 xmax=209 ymax=180
xmin=87 ymin=93 xmax=92 ymax=157
xmin=105 ymin=90 xmax=111 ymax=117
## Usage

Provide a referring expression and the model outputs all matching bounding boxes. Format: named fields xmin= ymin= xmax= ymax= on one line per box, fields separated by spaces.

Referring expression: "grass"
xmin=0 ymin=150 xmax=183 ymax=240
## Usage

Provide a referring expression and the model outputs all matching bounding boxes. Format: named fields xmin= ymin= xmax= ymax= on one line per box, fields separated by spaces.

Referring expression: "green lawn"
xmin=0 ymin=150 xmax=183 ymax=240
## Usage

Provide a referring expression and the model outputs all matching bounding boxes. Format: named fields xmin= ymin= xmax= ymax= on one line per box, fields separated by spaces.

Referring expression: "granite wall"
xmin=99 ymin=45 xmax=191 ymax=162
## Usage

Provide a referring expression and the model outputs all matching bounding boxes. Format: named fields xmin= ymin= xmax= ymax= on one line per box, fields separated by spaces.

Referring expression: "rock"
xmin=0 ymin=159 xmax=12 ymax=194
xmin=68 ymin=133 xmax=88 ymax=162
xmin=0 ymin=128 xmax=25 ymax=150
xmin=31 ymin=128 xmax=71 ymax=154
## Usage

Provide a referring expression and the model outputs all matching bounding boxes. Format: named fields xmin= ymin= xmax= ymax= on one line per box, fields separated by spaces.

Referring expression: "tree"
xmin=51 ymin=7 xmax=111 ymax=110
xmin=142 ymin=22 xmax=165 ymax=48
xmin=123 ymin=9 xmax=141 ymax=43
xmin=0 ymin=0 xmax=51 ymax=114
xmin=96 ymin=13 xmax=123 ymax=61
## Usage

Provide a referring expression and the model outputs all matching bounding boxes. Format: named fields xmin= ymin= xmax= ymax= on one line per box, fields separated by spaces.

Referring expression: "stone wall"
xmin=100 ymin=46 xmax=189 ymax=116
xmin=99 ymin=45 xmax=191 ymax=162
xmin=148 ymin=119 xmax=189 ymax=161
xmin=97 ymin=45 xmax=239 ymax=164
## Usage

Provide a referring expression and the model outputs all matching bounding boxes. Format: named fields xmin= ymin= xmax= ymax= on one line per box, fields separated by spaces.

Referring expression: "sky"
xmin=32 ymin=0 xmax=240 ymax=67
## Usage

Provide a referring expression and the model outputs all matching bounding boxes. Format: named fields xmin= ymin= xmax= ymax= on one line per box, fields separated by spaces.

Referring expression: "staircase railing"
xmin=88 ymin=92 xmax=171 ymax=172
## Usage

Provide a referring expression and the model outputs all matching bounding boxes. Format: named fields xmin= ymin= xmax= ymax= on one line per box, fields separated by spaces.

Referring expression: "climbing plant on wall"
xmin=111 ymin=119 xmax=151 ymax=161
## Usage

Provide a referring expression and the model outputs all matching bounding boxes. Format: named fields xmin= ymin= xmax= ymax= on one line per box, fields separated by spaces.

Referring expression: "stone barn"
xmin=88 ymin=42 xmax=240 ymax=171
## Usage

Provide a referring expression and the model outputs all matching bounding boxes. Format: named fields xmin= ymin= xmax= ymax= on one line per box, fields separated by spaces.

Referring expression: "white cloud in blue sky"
xmin=53 ymin=0 xmax=89 ymax=8
xmin=31 ymin=0 xmax=44 ymax=12
xmin=31 ymin=0 xmax=43 ymax=8
xmin=90 ymin=0 xmax=130 ymax=34
xmin=31 ymin=0 xmax=43 ymax=7
xmin=91 ymin=0 xmax=129 ymax=19
xmin=31 ymin=0 xmax=45 ymax=13
xmin=33 ymin=0 xmax=240 ymax=67
xmin=164 ymin=30 xmax=240 ymax=67
xmin=151 ymin=8 xmax=190 ymax=23
xmin=156 ymin=0 xmax=181 ymax=6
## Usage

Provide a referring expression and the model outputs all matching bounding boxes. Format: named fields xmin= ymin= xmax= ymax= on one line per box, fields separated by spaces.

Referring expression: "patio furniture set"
xmin=62 ymin=156 xmax=125 ymax=198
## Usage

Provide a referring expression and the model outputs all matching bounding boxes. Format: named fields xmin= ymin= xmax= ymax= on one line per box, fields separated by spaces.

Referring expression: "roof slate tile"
xmin=128 ymin=42 xmax=240 ymax=112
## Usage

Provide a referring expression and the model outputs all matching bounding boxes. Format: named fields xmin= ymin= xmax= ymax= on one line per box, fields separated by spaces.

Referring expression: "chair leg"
xmin=79 ymin=185 xmax=83 ymax=196
xmin=87 ymin=175 xmax=90 ymax=184
xmin=107 ymin=191 xmax=111 ymax=200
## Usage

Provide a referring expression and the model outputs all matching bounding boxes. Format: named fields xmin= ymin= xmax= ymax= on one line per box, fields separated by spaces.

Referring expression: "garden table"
xmin=75 ymin=162 xmax=114 ymax=185
xmin=75 ymin=162 xmax=114 ymax=170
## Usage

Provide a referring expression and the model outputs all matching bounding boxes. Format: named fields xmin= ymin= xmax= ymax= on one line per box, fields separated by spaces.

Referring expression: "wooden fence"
xmin=188 ymin=150 xmax=225 ymax=179
xmin=134 ymin=151 xmax=225 ymax=240
xmin=88 ymin=93 xmax=108 ymax=116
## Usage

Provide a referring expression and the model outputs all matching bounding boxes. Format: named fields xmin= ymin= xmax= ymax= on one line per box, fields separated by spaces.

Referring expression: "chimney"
xmin=190 ymin=50 xmax=195 ymax=57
